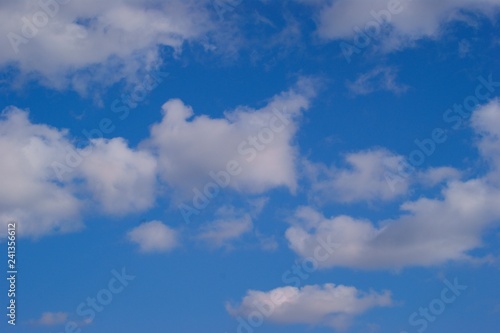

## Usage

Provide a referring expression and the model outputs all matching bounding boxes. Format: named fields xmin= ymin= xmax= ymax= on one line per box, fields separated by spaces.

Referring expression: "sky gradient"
xmin=0 ymin=1 xmax=499 ymax=333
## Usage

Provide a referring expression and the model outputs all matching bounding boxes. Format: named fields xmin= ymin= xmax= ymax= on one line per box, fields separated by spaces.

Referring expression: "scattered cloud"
xmin=287 ymin=102 xmax=500 ymax=269
xmin=347 ymin=67 xmax=408 ymax=96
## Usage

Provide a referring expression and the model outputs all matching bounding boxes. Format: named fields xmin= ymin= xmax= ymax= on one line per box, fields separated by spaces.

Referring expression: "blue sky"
xmin=0 ymin=0 xmax=500 ymax=332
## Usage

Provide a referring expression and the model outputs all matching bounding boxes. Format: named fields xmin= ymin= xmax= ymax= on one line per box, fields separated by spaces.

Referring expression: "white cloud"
xmin=0 ymin=107 xmax=82 ymax=238
xmin=0 ymin=107 xmax=157 ymax=237
xmin=309 ymin=0 xmax=500 ymax=50
xmin=197 ymin=213 xmax=253 ymax=248
xmin=31 ymin=312 xmax=68 ymax=326
xmin=127 ymin=220 xmax=178 ymax=253
xmin=0 ymin=0 xmax=214 ymax=92
xmin=227 ymin=283 xmax=392 ymax=329
xmin=0 ymin=79 xmax=315 ymax=238
xmin=347 ymin=66 xmax=408 ymax=95
xmin=78 ymin=138 xmax=157 ymax=215
xmin=417 ymin=166 xmax=461 ymax=187
xmin=148 ymin=78 xmax=317 ymax=199
xmin=307 ymin=148 xmax=409 ymax=203
xmin=472 ymin=98 xmax=500 ymax=184
xmin=287 ymin=101 xmax=500 ymax=269
xmin=286 ymin=184 xmax=500 ymax=269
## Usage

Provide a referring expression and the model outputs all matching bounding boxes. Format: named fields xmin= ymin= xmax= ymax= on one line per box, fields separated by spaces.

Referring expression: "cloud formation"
xmin=305 ymin=0 xmax=500 ymax=50
xmin=0 ymin=0 xmax=214 ymax=92
xmin=148 ymin=78 xmax=317 ymax=198
xmin=0 ymin=107 xmax=82 ymax=237
xmin=127 ymin=220 xmax=178 ymax=253
xmin=306 ymin=148 xmax=410 ymax=203
xmin=227 ymin=283 xmax=392 ymax=329
xmin=287 ymin=101 xmax=500 ymax=269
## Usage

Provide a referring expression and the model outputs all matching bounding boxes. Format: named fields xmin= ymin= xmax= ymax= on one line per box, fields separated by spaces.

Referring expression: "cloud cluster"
xmin=288 ymin=100 xmax=500 ymax=269
xmin=196 ymin=212 xmax=253 ymax=248
xmin=0 ymin=79 xmax=317 ymax=238
xmin=347 ymin=66 xmax=408 ymax=95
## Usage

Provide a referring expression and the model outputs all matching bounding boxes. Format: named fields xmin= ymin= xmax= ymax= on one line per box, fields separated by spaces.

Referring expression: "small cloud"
xmin=197 ymin=211 xmax=253 ymax=248
xmin=127 ymin=221 xmax=179 ymax=253
xmin=347 ymin=67 xmax=408 ymax=96
xmin=256 ymin=232 xmax=279 ymax=251
xmin=31 ymin=312 xmax=68 ymax=326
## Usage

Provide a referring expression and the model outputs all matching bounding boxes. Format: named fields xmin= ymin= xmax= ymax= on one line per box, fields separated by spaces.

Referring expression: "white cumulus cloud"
xmin=227 ymin=283 xmax=393 ymax=329
xmin=288 ymin=101 xmax=500 ymax=269
xmin=147 ymin=78 xmax=317 ymax=199
xmin=127 ymin=220 xmax=178 ymax=253
xmin=0 ymin=107 xmax=82 ymax=237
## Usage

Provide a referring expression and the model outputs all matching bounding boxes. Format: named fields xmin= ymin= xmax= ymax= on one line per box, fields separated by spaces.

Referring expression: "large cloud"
xmin=287 ymin=100 xmax=500 ymax=269
xmin=147 ymin=78 xmax=317 ymax=199
xmin=304 ymin=0 xmax=500 ymax=50
xmin=0 ymin=107 xmax=82 ymax=237
xmin=227 ymin=283 xmax=392 ymax=329
xmin=0 ymin=107 xmax=158 ymax=237
xmin=0 ymin=79 xmax=317 ymax=237
xmin=78 ymin=138 xmax=157 ymax=215
xmin=0 ymin=0 xmax=214 ymax=92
